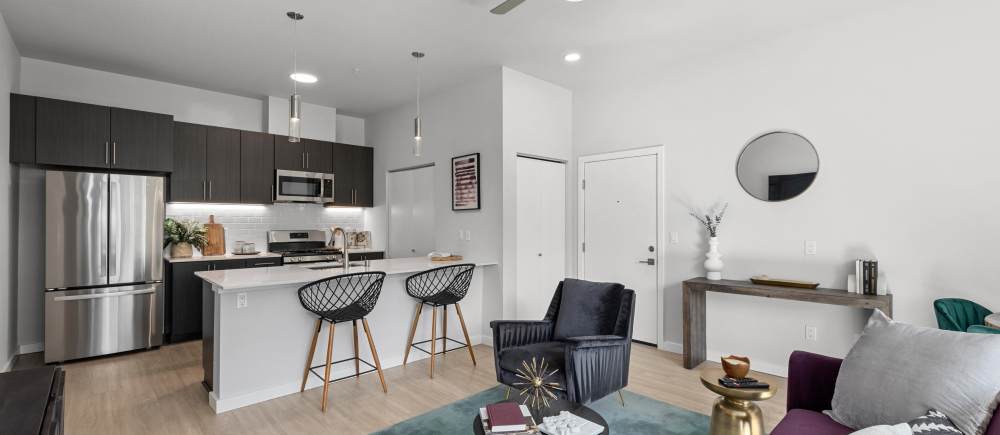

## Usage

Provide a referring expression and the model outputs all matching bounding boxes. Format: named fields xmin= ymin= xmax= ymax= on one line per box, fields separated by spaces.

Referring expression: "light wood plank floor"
xmin=16 ymin=342 xmax=787 ymax=434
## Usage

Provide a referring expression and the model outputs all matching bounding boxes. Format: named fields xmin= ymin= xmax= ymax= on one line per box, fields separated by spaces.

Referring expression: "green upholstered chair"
xmin=934 ymin=298 xmax=993 ymax=332
xmin=967 ymin=325 xmax=1000 ymax=334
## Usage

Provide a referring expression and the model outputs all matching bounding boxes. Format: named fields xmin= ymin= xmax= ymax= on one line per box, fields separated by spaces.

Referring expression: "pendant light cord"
xmin=416 ymin=55 xmax=421 ymax=118
xmin=292 ymin=17 xmax=299 ymax=94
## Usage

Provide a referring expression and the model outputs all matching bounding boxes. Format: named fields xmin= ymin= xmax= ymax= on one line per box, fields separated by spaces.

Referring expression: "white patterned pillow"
xmin=909 ymin=409 xmax=962 ymax=434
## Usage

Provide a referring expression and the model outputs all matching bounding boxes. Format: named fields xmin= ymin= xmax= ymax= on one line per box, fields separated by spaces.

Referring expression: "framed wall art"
xmin=452 ymin=153 xmax=481 ymax=211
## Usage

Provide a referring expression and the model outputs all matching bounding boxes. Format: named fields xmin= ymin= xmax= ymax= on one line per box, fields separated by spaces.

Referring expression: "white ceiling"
xmin=0 ymin=0 xmax=878 ymax=116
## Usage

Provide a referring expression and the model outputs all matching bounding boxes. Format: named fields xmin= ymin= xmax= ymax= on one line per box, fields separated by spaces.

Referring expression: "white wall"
xmin=367 ymin=70 xmax=502 ymax=262
xmin=265 ymin=96 xmax=337 ymax=142
xmin=336 ymin=114 xmax=366 ymax=146
xmin=366 ymin=69 xmax=503 ymax=337
xmin=0 ymin=10 xmax=20 ymax=371
xmin=500 ymin=68 xmax=572 ymax=318
xmin=571 ymin=1 xmax=1000 ymax=375
xmin=20 ymin=58 xmax=264 ymax=131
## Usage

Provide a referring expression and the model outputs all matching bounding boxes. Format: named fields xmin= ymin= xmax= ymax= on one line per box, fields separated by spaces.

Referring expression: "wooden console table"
xmin=682 ymin=277 xmax=893 ymax=369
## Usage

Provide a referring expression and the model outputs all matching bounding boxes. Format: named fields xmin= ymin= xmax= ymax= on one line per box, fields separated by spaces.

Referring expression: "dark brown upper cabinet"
xmin=31 ymin=96 xmax=173 ymax=172
xmin=109 ymin=107 xmax=173 ymax=172
xmin=35 ymin=98 xmax=111 ymax=169
xmin=10 ymin=94 xmax=35 ymax=164
xmin=170 ymin=122 xmax=208 ymax=202
xmin=240 ymin=131 xmax=274 ymax=204
xmin=273 ymin=136 xmax=333 ymax=173
xmin=273 ymin=136 xmax=306 ymax=171
xmin=303 ymin=138 xmax=334 ymax=173
xmin=204 ymin=126 xmax=241 ymax=203
xmin=330 ymin=143 xmax=374 ymax=207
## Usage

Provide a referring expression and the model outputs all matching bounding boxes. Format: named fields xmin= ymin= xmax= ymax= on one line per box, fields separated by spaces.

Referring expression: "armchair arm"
xmin=490 ymin=320 xmax=554 ymax=352
xmin=563 ymin=335 xmax=628 ymax=350
xmin=562 ymin=335 xmax=630 ymax=404
xmin=786 ymin=351 xmax=843 ymax=412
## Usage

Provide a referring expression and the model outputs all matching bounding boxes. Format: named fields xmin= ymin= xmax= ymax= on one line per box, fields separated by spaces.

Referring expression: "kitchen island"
xmin=196 ymin=257 xmax=499 ymax=413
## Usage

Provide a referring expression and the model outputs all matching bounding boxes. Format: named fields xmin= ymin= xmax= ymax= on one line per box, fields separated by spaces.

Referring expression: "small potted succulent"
xmin=164 ymin=218 xmax=207 ymax=258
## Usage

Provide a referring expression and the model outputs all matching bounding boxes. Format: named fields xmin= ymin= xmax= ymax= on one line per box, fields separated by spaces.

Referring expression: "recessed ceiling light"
xmin=290 ymin=72 xmax=318 ymax=83
xmin=564 ymin=52 xmax=582 ymax=63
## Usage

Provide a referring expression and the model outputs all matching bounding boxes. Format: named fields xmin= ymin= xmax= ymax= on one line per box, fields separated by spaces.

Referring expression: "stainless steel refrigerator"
xmin=44 ymin=170 xmax=165 ymax=363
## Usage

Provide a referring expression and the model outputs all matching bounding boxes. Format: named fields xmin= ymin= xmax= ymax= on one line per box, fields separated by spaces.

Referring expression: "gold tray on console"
xmin=750 ymin=275 xmax=820 ymax=289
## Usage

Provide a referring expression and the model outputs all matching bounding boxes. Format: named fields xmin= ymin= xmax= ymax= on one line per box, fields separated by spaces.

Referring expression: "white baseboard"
xmin=19 ymin=342 xmax=43 ymax=354
xmin=658 ymin=340 xmax=787 ymax=377
xmin=660 ymin=340 xmax=683 ymax=354
xmin=1 ymin=355 xmax=14 ymax=373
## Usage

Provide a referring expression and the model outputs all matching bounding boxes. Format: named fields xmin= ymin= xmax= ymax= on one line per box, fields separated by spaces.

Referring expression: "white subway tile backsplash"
xmin=166 ymin=203 xmax=367 ymax=253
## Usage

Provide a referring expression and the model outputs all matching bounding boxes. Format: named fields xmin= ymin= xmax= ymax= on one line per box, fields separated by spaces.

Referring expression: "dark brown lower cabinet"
xmin=0 ymin=366 xmax=64 ymax=435
xmin=168 ymin=259 xmax=248 ymax=343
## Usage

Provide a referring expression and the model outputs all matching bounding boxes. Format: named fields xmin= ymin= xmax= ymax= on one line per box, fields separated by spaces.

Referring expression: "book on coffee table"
xmin=478 ymin=403 xmax=537 ymax=434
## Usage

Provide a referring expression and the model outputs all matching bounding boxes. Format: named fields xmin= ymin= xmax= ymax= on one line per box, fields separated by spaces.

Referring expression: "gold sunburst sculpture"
xmin=513 ymin=357 xmax=565 ymax=409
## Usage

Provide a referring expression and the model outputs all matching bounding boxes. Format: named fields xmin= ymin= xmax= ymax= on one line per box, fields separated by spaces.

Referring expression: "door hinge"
xmin=582 ymin=242 xmax=586 ymax=252
xmin=581 ymin=179 xmax=586 ymax=190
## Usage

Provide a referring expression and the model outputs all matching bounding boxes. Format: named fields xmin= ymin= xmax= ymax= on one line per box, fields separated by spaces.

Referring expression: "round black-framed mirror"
xmin=736 ymin=131 xmax=819 ymax=202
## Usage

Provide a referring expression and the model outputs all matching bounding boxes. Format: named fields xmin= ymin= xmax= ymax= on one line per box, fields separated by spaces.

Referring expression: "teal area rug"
xmin=372 ymin=386 xmax=709 ymax=435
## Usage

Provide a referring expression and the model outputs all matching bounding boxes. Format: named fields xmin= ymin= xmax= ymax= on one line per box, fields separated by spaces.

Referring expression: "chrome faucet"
xmin=332 ymin=227 xmax=349 ymax=272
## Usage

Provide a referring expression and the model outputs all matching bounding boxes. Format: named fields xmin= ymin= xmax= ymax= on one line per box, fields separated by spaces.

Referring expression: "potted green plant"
xmin=164 ymin=218 xmax=207 ymax=258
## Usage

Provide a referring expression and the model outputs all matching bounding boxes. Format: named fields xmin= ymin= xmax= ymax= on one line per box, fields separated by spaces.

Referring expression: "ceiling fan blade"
xmin=490 ymin=0 xmax=527 ymax=15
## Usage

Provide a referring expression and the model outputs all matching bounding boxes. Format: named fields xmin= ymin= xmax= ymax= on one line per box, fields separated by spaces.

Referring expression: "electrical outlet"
xmin=805 ymin=325 xmax=818 ymax=341
xmin=458 ymin=230 xmax=464 ymax=240
xmin=464 ymin=230 xmax=472 ymax=241
xmin=669 ymin=232 xmax=679 ymax=244
xmin=237 ymin=293 xmax=248 ymax=309
xmin=805 ymin=240 xmax=818 ymax=255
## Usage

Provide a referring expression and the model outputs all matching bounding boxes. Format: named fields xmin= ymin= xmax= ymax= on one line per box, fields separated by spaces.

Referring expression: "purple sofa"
xmin=771 ymin=351 xmax=1000 ymax=435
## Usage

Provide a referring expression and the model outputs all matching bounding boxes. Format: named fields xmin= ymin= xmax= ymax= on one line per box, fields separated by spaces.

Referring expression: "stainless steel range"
xmin=267 ymin=230 xmax=341 ymax=264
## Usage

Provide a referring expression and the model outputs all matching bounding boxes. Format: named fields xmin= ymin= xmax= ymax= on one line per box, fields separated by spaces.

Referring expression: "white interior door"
xmin=516 ymin=157 xmax=566 ymax=320
xmin=580 ymin=153 xmax=659 ymax=344
xmin=387 ymin=165 xmax=436 ymax=258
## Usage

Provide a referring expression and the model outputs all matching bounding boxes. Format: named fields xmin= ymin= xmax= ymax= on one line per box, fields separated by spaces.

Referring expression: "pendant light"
xmin=287 ymin=11 xmax=304 ymax=143
xmin=412 ymin=51 xmax=425 ymax=156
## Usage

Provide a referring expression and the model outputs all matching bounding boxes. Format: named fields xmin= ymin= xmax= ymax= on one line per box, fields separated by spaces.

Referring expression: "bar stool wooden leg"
xmin=321 ymin=322 xmax=335 ymax=412
xmin=403 ymin=302 xmax=423 ymax=365
xmin=353 ymin=320 xmax=360 ymax=378
xmin=430 ymin=306 xmax=438 ymax=378
xmin=455 ymin=303 xmax=477 ymax=366
xmin=362 ymin=318 xmax=388 ymax=393
xmin=300 ymin=318 xmax=322 ymax=392
xmin=443 ymin=305 xmax=448 ymax=354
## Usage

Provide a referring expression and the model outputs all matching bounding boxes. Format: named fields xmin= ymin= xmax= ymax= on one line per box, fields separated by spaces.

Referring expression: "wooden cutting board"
xmin=430 ymin=255 xmax=463 ymax=262
xmin=203 ymin=215 xmax=225 ymax=256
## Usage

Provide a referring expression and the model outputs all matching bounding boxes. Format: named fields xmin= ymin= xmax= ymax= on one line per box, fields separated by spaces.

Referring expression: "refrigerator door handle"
xmin=53 ymin=288 xmax=156 ymax=302
xmin=108 ymin=176 xmax=120 ymax=281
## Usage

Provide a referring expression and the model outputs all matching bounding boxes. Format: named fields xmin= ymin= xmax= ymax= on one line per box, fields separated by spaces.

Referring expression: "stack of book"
xmin=852 ymin=259 xmax=879 ymax=295
xmin=479 ymin=402 xmax=537 ymax=434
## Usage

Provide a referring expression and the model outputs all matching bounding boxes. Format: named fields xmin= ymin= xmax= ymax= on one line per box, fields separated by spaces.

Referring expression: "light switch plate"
xmin=669 ymin=232 xmax=679 ymax=244
xmin=805 ymin=240 xmax=818 ymax=255
xmin=237 ymin=293 xmax=248 ymax=309
xmin=805 ymin=325 xmax=818 ymax=341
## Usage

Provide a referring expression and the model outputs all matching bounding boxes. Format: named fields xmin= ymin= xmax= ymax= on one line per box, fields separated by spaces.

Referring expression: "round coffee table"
xmin=700 ymin=368 xmax=777 ymax=435
xmin=473 ymin=399 xmax=609 ymax=435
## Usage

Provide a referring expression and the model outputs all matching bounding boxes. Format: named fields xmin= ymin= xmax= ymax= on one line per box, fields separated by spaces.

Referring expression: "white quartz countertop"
xmin=195 ymin=256 xmax=497 ymax=292
xmin=165 ymin=252 xmax=283 ymax=263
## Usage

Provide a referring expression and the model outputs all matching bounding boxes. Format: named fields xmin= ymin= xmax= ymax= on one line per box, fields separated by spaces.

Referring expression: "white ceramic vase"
xmin=704 ymin=237 xmax=724 ymax=280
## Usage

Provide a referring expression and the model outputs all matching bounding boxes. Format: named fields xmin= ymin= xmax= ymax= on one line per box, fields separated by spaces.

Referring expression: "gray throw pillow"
xmin=828 ymin=310 xmax=1000 ymax=435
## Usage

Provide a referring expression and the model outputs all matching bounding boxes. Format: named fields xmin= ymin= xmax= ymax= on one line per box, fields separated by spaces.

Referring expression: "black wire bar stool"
xmin=297 ymin=271 xmax=388 ymax=412
xmin=402 ymin=263 xmax=477 ymax=378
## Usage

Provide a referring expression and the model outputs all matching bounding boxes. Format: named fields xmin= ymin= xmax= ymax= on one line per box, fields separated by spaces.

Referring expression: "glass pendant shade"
xmin=413 ymin=116 xmax=422 ymax=156
xmin=288 ymin=94 xmax=301 ymax=142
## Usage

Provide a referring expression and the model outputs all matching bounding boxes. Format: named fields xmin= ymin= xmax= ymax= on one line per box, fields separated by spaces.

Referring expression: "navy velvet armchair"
xmin=489 ymin=279 xmax=635 ymax=404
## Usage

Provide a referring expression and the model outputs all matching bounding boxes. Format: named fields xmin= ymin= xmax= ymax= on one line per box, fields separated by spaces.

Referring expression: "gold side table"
xmin=699 ymin=368 xmax=778 ymax=435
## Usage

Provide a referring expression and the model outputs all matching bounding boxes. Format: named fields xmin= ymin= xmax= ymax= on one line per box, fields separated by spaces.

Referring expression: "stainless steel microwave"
xmin=274 ymin=170 xmax=334 ymax=203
